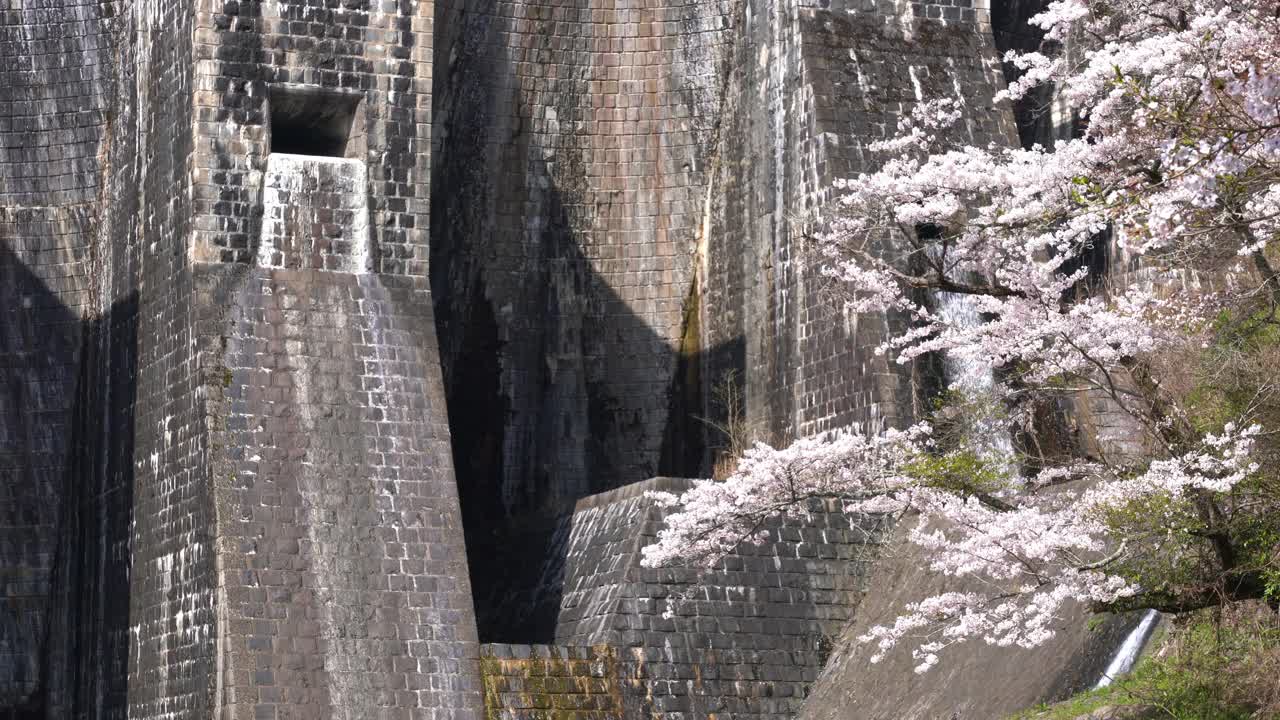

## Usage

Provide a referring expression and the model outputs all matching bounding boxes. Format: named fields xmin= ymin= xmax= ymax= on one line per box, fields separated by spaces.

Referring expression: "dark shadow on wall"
xmin=45 ymin=292 xmax=136 ymax=720
xmin=0 ymin=247 xmax=135 ymax=720
xmin=0 ymin=245 xmax=81 ymax=717
xmin=432 ymin=168 xmax=736 ymax=642
xmin=430 ymin=5 xmax=725 ymax=642
xmin=991 ymin=0 xmax=1057 ymax=149
xmin=658 ymin=278 xmax=708 ymax=479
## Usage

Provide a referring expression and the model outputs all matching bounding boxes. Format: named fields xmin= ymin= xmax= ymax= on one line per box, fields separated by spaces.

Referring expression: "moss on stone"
xmin=479 ymin=646 xmax=625 ymax=720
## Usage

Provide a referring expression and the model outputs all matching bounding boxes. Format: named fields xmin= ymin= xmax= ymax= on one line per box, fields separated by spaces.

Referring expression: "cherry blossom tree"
xmin=643 ymin=0 xmax=1280 ymax=672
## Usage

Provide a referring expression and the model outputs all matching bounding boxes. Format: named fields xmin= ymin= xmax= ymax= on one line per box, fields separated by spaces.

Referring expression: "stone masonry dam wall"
xmin=197 ymin=263 xmax=481 ymax=720
xmin=698 ymin=0 xmax=1018 ymax=447
xmin=0 ymin=0 xmax=1102 ymax=717
xmin=430 ymin=0 xmax=1019 ymax=644
xmin=1 ymin=0 xmax=118 ymax=714
xmin=139 ymin=0 xmax=486 ymax=714
xmin=480 ymin=478 xmax=889 ymax=720
xmin=429 ymin=0 xmax=734 ymax=639
xmin=5 ymin=0 xmax=489 ymax=716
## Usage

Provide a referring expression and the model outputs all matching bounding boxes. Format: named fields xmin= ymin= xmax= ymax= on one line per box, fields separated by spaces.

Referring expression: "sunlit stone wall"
xmin=182 ymin=0 xmax=485 ymax=715
xmin=699 ymin=0 xmax=1018 ymax=446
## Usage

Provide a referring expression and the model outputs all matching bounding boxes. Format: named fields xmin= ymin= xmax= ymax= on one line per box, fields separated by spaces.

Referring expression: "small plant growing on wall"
xmin=698 ymin=370 xmax=762 ymax=480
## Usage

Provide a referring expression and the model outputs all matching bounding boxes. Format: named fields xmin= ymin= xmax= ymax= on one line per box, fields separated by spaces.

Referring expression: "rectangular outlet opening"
xmin=268 ymin=85 xmax=363 ymax=158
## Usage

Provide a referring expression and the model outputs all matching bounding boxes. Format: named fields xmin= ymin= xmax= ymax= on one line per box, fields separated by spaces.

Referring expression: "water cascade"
xmin=258 ymin=152 xmax=370 ymax=271
xmin=934 ymin=289 xmax=1016 ymax=461
xmin=1093 ymin=610 xmax=1160 ymax=688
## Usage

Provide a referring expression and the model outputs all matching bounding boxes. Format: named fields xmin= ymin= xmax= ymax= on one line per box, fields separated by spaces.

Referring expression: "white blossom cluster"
xmin=643 ymin=419 xmax=1258 ymax=671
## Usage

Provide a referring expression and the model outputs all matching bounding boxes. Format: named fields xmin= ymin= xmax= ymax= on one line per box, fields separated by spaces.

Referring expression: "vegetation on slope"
xmin=1011 ymin=604 xmax=1280 ymax=720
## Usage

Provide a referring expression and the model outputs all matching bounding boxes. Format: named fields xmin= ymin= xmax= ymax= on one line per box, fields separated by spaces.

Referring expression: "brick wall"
xmin=0 ymin=0 xmax=205 ymax=714
xmin=0 ymin=0 xmax=109 ymax=711
xmin=502 ymin=478 xmax=890 ymax=720
xmin=429 ymin=0 xmax=1020 ymax=638
xmin=190 ymin=0 xmax=434 ymax=276
xmin=430 ymin=0 xmax=734 ymax=522
xmin=0 ymin=0 xmax=1046 ymax=718
xmin=700 ymin=0 xmax=1018 ymax=445
xmin=168 ymin=0 xmax=486 ymax=715
xmin=3 ymin=0 xmax=485 ymax=714
xmin=429 ymin=0 xmax=739 ymax=643
xmin=480 ymin=644 xmax=622 ymax=720
xmin=120 ymin=0 xmax=219 ymax=717
xmin=198 ymin=266 xmax=482 ymax=719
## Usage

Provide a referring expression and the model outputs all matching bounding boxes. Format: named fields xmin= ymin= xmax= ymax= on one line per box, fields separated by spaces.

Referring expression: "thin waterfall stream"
xmin=1094 ymin=610 xmax=1161 ymax=688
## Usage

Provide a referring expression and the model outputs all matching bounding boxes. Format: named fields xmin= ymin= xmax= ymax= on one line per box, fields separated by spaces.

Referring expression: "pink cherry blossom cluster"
xmin=820 ymin=0 xmax=1280 ymax=381
xmin=645 ymin=0 xmax=1278 ymax=671
xmin=641 ymin=424 xmax=933 ymax=567
xmin=867 ymin=422 xmax=1260 ymax=673
xmin=644 ymin=416 xmax=1260 ymax=671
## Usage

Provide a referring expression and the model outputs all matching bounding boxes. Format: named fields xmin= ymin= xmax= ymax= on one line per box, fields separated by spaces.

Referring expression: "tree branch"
xmin=1093 ymin=569 xmax=1269 ymax=614
xmin=904 ymin=274 xmax=1028 ymax=299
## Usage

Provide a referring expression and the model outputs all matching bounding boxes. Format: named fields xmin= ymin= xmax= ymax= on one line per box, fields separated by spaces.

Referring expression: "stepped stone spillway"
xmin=0 ymin=0 xmax=1137 ymax=717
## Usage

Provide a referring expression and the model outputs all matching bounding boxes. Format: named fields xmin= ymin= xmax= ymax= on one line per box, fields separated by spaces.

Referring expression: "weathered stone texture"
xmin=506 ymin=478 xmax=889 ymax=719
xmin=700 ymin=0 xmax=1018 ymax=446
xmin=0 ymin=0 xmax=107 ymax=207
xmin=428 ymin=0 xmax=1021 ymax=642
xmin=0 ymin=0 xmax=112 ymax=712
xmin=0 ymin=0 xmax=1102 ymax=718
xmin=480 ymin=644 xmax=622 ymax=720
xmin=0 ymin=210 xmax=91 ymax=712
xmin=429 ymin=0 xmax=743 ymax=643
xmin=430 ymin=0 xmax=733 ymax=520
xmin=7 ymin=0 xmax=483 ymax=716
xmin=257 ymin=154 xmax=372 ymax=272
xmin=797 ymin=516 xmax=1145 ymax=720
xmin=121 ymin=0 xmax=218 ymax=717
xmin=197 ymin=266 xmax=482 ymax=720
xmin=190 ymin=0 xmax=434 ymax=276
xmin=172 ymin=0 xmax=485 ymax=715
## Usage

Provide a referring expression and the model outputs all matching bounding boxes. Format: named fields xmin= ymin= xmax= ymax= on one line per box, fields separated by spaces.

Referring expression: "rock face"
xmin=0 ymin=0 xmax=1139 ymax=717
